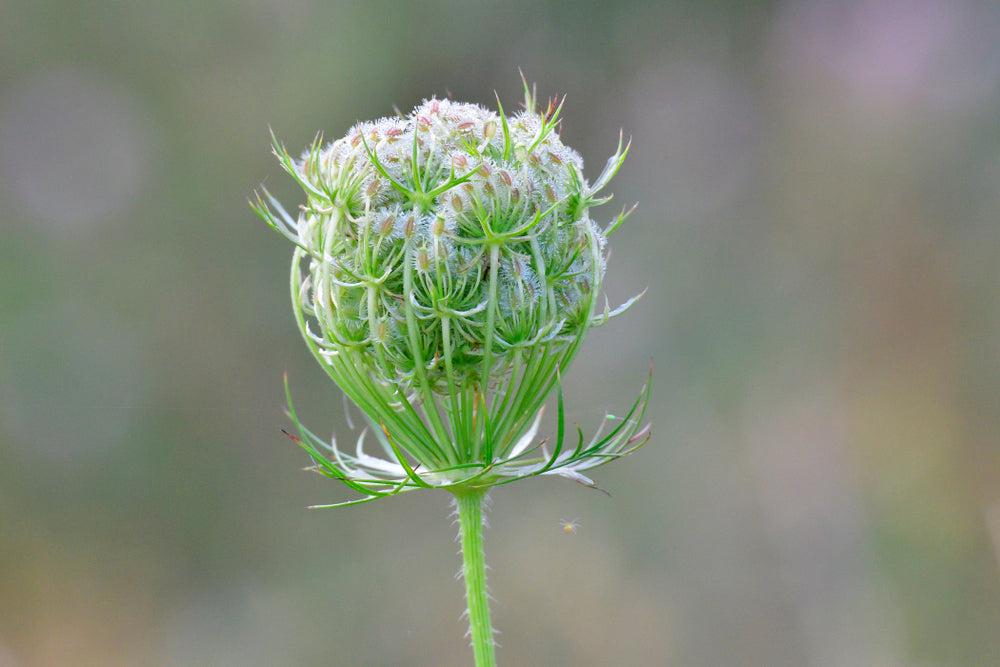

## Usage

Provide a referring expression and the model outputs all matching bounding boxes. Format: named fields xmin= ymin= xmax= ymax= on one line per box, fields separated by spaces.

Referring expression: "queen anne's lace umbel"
xmin=254 ymin=87 xmax=648 ymax=505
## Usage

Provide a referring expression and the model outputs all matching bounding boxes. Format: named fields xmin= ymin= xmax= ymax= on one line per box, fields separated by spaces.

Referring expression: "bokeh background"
xmin=2 ymin=0 xmax=999 ymax=664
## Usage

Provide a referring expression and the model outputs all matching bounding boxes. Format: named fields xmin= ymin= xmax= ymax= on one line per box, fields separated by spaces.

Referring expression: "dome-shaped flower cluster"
xmin=291 ymin=96 xmax=610 ymax=391
xmin=254 ymin=85 xmax=647 ymax=503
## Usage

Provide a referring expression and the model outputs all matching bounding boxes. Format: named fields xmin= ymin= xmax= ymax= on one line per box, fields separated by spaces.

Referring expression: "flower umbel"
xmin=253 ymin=82 xmax=649 ymax=506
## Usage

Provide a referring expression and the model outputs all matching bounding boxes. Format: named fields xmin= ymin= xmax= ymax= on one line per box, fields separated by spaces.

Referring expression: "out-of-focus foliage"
xmin=1 ymin=1 xmax=999 ymax=664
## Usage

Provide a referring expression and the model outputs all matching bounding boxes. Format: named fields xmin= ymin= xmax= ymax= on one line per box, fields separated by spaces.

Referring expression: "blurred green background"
xmin=2 ymin=0 xmax=999 ymax=664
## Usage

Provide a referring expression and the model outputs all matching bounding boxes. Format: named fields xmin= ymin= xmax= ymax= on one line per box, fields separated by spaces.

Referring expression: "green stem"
xmin=454 ymin=488 xmax=496 ymax=667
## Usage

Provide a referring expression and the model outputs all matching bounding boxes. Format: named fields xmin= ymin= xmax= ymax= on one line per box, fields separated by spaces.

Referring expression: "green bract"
xmin=254 ymin=85 xmax=648 ymax=505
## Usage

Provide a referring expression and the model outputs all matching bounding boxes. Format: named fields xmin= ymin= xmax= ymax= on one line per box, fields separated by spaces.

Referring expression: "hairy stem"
xmin=454 ymin=488 xmax=496 ymax=667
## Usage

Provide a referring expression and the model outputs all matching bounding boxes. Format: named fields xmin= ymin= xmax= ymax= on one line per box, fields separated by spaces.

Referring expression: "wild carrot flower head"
xmin=253 ymin=81 xmax=649 ymax=505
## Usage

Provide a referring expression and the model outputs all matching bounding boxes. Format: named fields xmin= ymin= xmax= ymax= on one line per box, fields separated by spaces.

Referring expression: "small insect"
xmin=559 ymin=518 xmax=580 ymax=535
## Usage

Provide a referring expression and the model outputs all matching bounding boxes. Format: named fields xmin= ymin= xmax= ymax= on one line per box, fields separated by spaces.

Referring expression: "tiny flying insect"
xmin=559 ymin=518 xmax=580 ymax=535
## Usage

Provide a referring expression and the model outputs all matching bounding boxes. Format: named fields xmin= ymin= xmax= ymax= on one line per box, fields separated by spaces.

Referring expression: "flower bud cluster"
xmin=279 ymin=95 xmax=617 ymax=394
xmin=255 ymin=84 xmax=645 ymax=500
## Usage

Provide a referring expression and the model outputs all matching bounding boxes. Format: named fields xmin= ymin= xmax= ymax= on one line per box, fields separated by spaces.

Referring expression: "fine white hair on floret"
xmin=320 ymin=138 xmax=347 ymax=171
xmin=373 ymin=117 xmax=406 ymax=140
xmin=409 ymin=212 xmax=435 ymax=243
xmin=436 ymin=209 xmax=459 ymax=238
xmin=592 ymin=221 xmax=608 ymax=253
xmin=442 ymin=183 xmax=474 ymax=217
xmin=473 ymin=155 xmax=497 ymax=179
xmin=372 ymin=311 xmax=401 ymax=345
xmin=347 ymin=120 xmax=376 ymax=147
xmin=296 ymin=145 xmax=314 ymax=169
xmin=450 ymin=244 xmax=483 ymax=276
xmin=497 ymin=256 xmax=542 ymax=311
xmin=374 ymin=204 xmax=408 ymax=241
xmin=511 ymin=111 xmax=542 ymax=135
